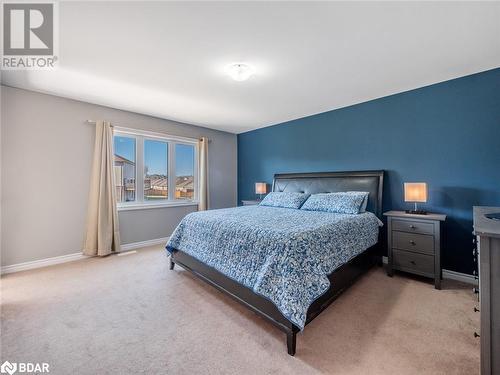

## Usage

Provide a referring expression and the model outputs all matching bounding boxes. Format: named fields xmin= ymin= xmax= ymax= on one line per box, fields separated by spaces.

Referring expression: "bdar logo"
xmin=0 ymin=361 xmax=17 ymax=375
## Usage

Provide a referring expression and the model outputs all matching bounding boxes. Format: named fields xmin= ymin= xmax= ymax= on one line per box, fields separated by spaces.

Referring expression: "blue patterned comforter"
xmin=166 ymin=206 xmax=381 ymax=329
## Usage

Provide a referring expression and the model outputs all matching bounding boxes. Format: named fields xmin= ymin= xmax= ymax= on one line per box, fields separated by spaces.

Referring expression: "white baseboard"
xmin=2 ymin=242 xmax=476 ymax=286
xmin=442 ymin=269 xmax=478 ymax=285
xmin=1 ymin=252 xmax=88 ymax=275
xmin=382 ymin=256 xmax=477 ymax=285
xmin=121 ymin=236 xmax=170 ymax=251
xmin=1 ymin=237 xmax=170 ymax=275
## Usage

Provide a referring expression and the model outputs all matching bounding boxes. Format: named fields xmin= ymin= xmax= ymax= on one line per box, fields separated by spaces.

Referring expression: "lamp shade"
xmin=404 ymin=182 xmax=428 ymax=203
xmin=255 ymin=182 xmax=267 ymax=195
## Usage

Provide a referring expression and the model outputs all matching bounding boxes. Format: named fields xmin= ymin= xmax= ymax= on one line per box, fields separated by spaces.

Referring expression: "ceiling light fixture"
xmin=225 ymin=63 xmax=255 ymax=82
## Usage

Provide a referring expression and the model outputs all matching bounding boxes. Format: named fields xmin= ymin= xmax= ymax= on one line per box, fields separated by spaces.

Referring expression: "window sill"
xmin=117 ymin=201 xmax=199 ymax=211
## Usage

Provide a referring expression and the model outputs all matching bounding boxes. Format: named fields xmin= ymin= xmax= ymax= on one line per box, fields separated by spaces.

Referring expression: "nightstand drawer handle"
xmin=410 ymin=260 xmax=416 ymax=265
xmin=409 ymin=240 xmax=416 ymax=245
xmin=409 ymin=225 xmax=416 ymax=229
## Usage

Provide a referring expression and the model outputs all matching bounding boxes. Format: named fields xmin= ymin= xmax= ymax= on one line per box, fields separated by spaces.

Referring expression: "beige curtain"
xmin=198 ymin=137 xmax=209 ymax=211
xmin=83 ymin=120 xmax=121 ymax=256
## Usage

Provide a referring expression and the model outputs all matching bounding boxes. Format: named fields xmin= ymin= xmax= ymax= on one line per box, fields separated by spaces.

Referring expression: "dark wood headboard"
xmin=272 ymin=170 xmax=384 ymax=218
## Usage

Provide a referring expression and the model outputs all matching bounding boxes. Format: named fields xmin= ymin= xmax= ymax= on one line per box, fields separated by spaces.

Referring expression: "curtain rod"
xmin=85 ymin=120 xmax=211 ymax=142
xmin=85 ymin=119 xmax=113 ymax=127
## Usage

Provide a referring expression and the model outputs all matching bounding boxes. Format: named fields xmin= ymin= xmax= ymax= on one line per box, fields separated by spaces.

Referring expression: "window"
xmin=113 ymin=128 xmax=198 ymax=209
xmin=114 ymin=136 xmax=136 ymax=203
xmin=144 ymin=140 xmax=168 ymax=201
xmin=175 ymin=144 xmax=195 ymax=200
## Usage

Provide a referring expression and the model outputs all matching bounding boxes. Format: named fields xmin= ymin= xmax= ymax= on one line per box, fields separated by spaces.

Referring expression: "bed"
xmin=166 ymin=170 xmax=384 ymax=355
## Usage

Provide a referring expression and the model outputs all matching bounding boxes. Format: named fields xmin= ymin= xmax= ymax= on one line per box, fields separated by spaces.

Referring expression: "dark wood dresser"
xmin=473 ymin=206 xmax=500 ymax=375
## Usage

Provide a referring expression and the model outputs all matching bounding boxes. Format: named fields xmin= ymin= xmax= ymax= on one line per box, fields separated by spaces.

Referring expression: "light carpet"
xmin=1 ymin=245 xmax=479 ymax=374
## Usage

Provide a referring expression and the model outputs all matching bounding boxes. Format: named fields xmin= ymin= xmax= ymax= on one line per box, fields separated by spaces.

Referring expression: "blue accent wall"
xmin=238 ymin=68 xmax=500 ymax=274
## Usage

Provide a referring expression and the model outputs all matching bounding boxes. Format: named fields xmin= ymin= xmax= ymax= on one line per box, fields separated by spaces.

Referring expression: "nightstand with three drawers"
xmin=384 ymin=210 xmax=446 ymax=289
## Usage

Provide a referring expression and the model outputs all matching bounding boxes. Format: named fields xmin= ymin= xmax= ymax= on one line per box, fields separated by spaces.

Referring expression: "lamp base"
xmin=405 ymin=210 xmax=427 ymax=215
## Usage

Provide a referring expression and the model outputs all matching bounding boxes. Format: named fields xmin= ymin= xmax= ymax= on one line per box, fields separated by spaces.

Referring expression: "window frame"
xmin=113 ymin=126 xmax=199 ymax=211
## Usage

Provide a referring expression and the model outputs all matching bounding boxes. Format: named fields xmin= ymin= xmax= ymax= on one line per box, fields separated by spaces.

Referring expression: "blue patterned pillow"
xmin=259 ymin=192 xmax=310 ymax=209
xmin=347 ymin=191 xmax=370 ymax=213
xmin=300 ymin=192 xmax=367 ymax=214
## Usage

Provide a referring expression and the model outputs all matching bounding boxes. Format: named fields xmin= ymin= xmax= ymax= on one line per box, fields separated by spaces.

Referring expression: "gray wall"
xmin=1 ymin=86 xmax=237 ymax=266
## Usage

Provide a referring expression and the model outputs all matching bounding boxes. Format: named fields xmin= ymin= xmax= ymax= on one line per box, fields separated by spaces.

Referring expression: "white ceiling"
xmin=2 ymin=1 xmax=500 ymax=134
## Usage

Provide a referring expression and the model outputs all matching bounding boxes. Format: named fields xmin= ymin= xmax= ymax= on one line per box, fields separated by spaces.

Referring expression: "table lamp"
xmin=255 ymin=182 xmax=267 ymax=200
xmin=404 ymin=182 xmax=428 ymax=215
